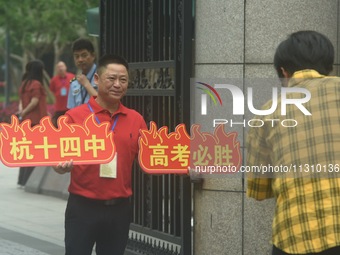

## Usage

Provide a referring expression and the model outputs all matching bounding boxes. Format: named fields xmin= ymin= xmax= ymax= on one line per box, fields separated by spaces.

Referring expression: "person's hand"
xmin=14 ymin=110 xmax=23 ymax=121
xmin=52 ymin=160 xmax=73 ymax=174
xmin=76 ymin=73 xmax=97 ymax=96
xmin=77 ymin=74 xmax=90 ymax=88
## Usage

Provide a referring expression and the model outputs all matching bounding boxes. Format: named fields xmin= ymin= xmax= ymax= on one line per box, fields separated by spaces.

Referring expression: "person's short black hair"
xmin=97 ymin=54 xmax=129 ymax=74
xmin=274 ymin=30 xmax=334 ymax=77
xmin=72 ymin=38 xmax=95 ymax=53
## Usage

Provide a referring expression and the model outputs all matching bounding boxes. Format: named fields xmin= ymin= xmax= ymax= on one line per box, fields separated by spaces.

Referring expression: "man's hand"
xmin=52 ymin=160 xmax=73 ymax=174
xmin=77 ymin=74 xmax=97 ymax=96
xmin=77 ymin=74 xmax=91 ymax=88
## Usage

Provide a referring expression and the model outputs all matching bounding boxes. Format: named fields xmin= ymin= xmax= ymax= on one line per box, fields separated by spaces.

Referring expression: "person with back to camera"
xmin=246 ymin=30 xmax=340 ymax=255
xmin=53 ymin=54 xmax=147 ymax=255
xmin=49 ymin=61 xmax=74 ymax=127
xmin=67 ymin=38 xmax=97 ymax=109
xmin=17 ymin=60 xmax=48 ymax=187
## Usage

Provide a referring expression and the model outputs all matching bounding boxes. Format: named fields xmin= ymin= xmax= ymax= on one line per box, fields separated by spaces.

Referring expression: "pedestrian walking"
xmin=17 ymin=60 xmax=48 ymax=187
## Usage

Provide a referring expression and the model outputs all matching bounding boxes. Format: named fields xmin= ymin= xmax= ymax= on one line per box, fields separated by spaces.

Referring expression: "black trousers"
xmin=273 ymin=245 xmax=340 ymax=255
xmin=65 ymin=193 xmax=132 ymax=255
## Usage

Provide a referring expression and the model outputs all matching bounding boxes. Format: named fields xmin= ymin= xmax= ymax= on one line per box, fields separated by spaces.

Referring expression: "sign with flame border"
xmin=138 ymin=121 xmax=241 ymax=174
xmin=139 ymin=121 xmax=191 ymax=174
xmin=0 ymin=115 xmax=115 ymax=167
xmin=0 ymin=115 xmax=241 ymax=174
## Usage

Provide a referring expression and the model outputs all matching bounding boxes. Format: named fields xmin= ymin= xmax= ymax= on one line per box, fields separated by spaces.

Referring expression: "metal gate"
xmin=99 ymin=0 xmax=194 ymax=254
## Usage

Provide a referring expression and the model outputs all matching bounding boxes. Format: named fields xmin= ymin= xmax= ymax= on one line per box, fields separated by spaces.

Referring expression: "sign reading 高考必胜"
xmin=138 ymin=121 xmax=241 ymax=175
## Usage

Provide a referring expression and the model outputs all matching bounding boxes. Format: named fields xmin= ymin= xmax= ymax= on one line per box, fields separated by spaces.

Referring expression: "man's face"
xmin=56 ymin=62 xmax=67 ymax=76
xmin=73 ymin=49 xmax=95 ymax=74
xmin=95 ymin=63 xmax=129 ymax=103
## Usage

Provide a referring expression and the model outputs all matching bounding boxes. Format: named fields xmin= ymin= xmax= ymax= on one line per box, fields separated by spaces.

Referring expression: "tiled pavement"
xmin=0 ymin=163 xmax=65 ymax=255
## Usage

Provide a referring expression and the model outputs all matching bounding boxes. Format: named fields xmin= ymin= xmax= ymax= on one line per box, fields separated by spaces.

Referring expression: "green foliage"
xmin=0 ymin=0 xmax=98 ymax=59
xmin=0 ymin=0 xmax=98 ymax=98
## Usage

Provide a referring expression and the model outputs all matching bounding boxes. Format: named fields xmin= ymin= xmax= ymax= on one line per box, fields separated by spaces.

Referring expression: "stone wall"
xmin=193 ymin=0 xmax=339 ymax=254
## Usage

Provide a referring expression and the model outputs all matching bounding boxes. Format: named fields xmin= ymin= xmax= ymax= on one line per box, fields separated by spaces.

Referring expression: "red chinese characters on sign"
xmin=190 ymin=124 xmax=241 ymax=172
xmin=138 ymin=121 xmax=241 ymax=174
xmin=138 ymin=121 xmax=191 ymax=174
xmin=0 ymin=115 xmax=115 ymax=167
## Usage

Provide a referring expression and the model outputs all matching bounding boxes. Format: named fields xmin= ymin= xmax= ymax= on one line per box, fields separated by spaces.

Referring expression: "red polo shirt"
xmin=49 ymin=72 xmax=74 ymax=112
xmin=65 ymin=96 xmax=147 ymax=200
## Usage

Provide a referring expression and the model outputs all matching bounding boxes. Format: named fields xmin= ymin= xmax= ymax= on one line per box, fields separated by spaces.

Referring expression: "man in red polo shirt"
xmin=49 ymin=61 xmax=74 ymax=127
xmin=53 ymin=54 xmax=147 ymax=255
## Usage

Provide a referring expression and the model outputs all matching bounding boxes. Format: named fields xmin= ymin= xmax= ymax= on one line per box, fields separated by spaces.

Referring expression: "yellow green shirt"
xmin=246 ymin=70 xmax=340 ymax=253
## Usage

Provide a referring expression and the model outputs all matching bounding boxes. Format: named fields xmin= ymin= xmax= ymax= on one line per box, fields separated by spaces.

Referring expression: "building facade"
xmin=193 ymin=0 xmax=339 ymax=254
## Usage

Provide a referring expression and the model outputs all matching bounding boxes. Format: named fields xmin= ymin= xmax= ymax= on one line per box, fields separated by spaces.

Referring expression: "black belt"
xmin=70 ymin=193 xmax=130 ymax=206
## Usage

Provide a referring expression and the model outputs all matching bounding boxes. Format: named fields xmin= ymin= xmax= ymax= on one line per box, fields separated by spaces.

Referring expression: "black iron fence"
xmin=99 ymin=0 xmax=194 ymax=254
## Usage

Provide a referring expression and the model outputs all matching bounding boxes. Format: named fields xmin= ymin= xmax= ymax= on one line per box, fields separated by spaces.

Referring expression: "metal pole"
xmin=179 ymin=0 xmax=194 ymax=254
xmin=4 ymin=28 xmax=10 ymax=107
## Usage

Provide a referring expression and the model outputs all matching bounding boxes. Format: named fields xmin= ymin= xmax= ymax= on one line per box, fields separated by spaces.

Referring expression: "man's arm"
xmin=246 ymin=120 xmax=274 ymax=200
xmin=246 ymin=178 xmax=273 ymax=201
xmin=77 ymin=74 xmax=97 ymax=97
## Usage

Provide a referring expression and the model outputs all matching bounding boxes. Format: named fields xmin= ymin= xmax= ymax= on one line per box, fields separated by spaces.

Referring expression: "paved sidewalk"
xmin=0 ymin=163 xmax=65 ymax=255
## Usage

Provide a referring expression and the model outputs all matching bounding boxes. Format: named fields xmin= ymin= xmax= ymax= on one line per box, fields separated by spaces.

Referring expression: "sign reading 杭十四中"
xmin=0 ymin=114 xmax=116 ymax=167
